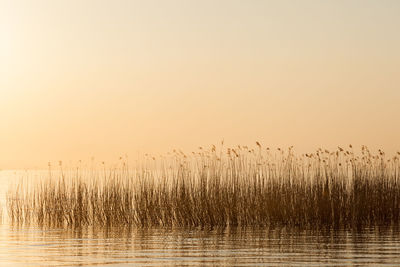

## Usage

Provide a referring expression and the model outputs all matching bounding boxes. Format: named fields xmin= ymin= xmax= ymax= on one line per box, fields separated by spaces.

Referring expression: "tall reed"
xmin=7 ymin=144 xmax=400 ymax=229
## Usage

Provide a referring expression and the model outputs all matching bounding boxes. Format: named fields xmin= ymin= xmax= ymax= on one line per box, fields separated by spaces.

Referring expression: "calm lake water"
xmin=1 ymin=170 xmax=400 ymax=266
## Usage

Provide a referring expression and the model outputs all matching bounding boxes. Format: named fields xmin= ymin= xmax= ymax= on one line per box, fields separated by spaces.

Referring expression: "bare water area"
xmin=1 ymin=170 xmax=400 ymax=266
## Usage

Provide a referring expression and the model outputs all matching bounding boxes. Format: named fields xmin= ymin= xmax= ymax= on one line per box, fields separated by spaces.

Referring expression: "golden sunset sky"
xmin=1 ymin=0 xmax=400 ymax=169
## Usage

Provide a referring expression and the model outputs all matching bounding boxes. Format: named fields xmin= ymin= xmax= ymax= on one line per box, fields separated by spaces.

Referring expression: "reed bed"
xmin=7 ymin=144 xmax=400 ymax=229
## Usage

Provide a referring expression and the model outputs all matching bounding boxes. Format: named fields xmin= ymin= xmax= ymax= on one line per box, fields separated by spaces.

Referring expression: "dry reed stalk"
xmin=6 ymin=146 xmax=400 ymax=229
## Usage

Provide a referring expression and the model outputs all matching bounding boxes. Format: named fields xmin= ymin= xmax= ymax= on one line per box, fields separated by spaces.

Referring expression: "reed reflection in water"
xmin=1 ymin=225 xmax=400 ymax=266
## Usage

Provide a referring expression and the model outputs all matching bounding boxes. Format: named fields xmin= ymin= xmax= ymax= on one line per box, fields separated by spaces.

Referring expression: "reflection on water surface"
xmin=1 ymin=225 xmax=400 ymax=266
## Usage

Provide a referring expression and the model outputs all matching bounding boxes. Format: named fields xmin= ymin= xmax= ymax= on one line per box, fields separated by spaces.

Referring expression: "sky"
xmin=1 ymin=0 xmax=400 ymax=169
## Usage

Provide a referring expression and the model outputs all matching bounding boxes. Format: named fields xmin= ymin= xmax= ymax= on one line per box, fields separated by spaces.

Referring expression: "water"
xmin=1 ymin=170 xmax=400 ymax=266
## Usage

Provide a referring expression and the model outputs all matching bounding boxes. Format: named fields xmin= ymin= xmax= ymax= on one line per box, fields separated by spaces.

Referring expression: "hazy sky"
xmin=1 ymin=0 xmax=400 ymax=169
